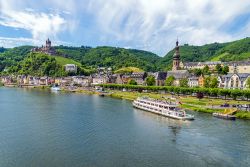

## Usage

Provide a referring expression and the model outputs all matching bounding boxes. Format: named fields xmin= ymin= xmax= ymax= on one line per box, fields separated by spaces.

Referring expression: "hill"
xmin=0 ymin=46 xmax=33 ymax=71
xmin=160 ymin=37 xmax=250 ymax=68
xmin=210 ymin=38 xmax=250 ymax=61
xmin=5 ymin=52 xmax=93 ymax=76
xmin=54 ymin=46 xmax=161 ymax=72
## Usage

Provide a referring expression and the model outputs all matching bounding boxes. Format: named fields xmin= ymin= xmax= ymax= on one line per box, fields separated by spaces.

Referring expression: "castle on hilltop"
xmin=31 ymin=38 xmax=56 ymax=55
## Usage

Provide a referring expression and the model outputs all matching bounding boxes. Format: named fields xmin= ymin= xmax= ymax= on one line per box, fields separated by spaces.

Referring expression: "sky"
xmin=0 ymin=0 xmax=250 ymax=56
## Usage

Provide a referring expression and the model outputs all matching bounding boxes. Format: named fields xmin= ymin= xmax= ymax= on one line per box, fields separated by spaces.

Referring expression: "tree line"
xmin=99 ymin=84 xmax=250 ymax=100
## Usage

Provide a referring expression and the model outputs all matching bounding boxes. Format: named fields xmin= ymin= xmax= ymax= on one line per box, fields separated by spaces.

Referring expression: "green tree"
xmin=204 ymin=76 xmax=211 ymax=88
xmin=203 ymin=65 xmax=210 ymax=75
xmin=210 ymin=77 xmax=218 ymax=88
xmin=128 ymin=79 xmax=137 ymax=85
xmin=243 ymin=90 xmax=250 ymax=100
xmin=194 ymin=68 xmax=202 ymax=76
xmin=179 ymin=78 xmax=188 ymax=87
xmin=222 ymin=65 xmax=229 ymax=75
xmin=246 ymin=78 xmax=250 ymax=89
xmin=230 ymin=89 xmax=242 ymax=100
xmin=146 ymin=75 xmax=155 ymax=86
xmin=165 ymin=76 xmax=175 ymax=86
xmin=218 ymin=89 xmax=230 ymax=99
xmin=215 ymin=64 xmax=223 ymax=74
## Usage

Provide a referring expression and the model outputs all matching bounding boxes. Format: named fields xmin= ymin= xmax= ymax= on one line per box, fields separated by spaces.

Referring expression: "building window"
xmin=236 ymin=78 xmax=239 ymax=88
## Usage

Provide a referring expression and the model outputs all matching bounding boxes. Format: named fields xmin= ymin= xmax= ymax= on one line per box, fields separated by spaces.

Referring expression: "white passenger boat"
xmin=133 ymin=97 xmax=194 ymax=120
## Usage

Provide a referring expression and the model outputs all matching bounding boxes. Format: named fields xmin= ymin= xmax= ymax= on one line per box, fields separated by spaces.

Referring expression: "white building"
xmin=72 ymin=76 xmax=92 ymax=87
xmin=64 ymin=64 xmax=77 ymax=73
xmin=218 ymin=73 xmax=250 ymax=89
xmin=188 ymin=77 xmax=199 ymax=87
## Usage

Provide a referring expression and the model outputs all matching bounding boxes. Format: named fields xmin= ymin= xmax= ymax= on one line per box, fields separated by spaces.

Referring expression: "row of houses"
xmin=181 ymin=60 xmax=250 ymax=74
xmin=1 ymin=71 xmax=250 ymax=90
xmin=0 ymin=72 xmax=147 ymax=87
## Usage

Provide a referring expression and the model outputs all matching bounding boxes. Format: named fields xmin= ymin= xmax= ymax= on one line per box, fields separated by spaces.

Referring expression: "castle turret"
xmin=46 ymin=38 xmax=51 ymax=48
xmin=172 ymin=40 xmax=181 ymax=71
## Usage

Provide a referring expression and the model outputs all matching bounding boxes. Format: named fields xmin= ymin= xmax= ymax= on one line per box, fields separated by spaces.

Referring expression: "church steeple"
xmin=172 ymin=39 xmax=181 ymax=71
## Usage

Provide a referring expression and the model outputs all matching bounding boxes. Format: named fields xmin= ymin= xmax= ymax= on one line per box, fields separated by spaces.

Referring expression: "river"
xmin=0 ymin=87 xmax=249 ymax=167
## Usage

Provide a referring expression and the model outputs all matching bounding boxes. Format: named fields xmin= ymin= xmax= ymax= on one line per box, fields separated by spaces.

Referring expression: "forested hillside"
xmin=0 ymin=46 xmax=33 ymax=71
xmin=0 ymin=37 xmax=249 ymax=75
xmin=55 ymin=46 xmax=161 ymax=71
xmin=159 ymin=37 xmax=250 ymax=68
xmin=6 ymin=52 xmax=93 ymax=76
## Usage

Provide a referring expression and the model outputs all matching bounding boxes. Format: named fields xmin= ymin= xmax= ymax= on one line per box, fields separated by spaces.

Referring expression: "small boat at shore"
xmin=212 ymin=113 xmax=236 ymax=120
xmin=133 ymin=97 xmax=194 ymax=121
xmin=51 ymin=86 xmax=61 ymax=91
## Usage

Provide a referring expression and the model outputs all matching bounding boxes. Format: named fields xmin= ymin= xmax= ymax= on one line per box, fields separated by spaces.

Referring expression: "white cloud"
xmin=0 ymin=0 xmax=71 ymax=44
xmin=86 ymin=0 xmax=250 ymax=55
xmin=0 ymin=0 xmax=249 ymax=55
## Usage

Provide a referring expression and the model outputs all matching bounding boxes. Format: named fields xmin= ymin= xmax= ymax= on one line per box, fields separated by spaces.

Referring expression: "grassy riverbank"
xmin=107 ymin=90 xmax=250 ymax=119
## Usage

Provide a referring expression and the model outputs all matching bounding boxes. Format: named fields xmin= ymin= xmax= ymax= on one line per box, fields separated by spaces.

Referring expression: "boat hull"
xmin=212 ymin=113 xmax=236 ymax=120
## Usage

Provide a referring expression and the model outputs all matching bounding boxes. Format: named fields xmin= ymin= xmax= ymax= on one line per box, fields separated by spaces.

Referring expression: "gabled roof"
xmin=220 ymin=73 xmax=250 ymax=82
xmin=167 ymin=70 xmax=190 ymax=79
xmin=155 ymin=72 xmax=167 ymax=80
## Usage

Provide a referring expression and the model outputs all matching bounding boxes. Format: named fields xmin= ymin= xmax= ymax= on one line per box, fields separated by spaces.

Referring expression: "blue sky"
xmin=0 ymin=0 xmax=250 ymax=56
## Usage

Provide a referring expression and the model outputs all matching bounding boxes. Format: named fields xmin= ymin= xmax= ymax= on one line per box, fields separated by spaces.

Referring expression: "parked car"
xmin=220 ymin=103 xmax=230 ymax=107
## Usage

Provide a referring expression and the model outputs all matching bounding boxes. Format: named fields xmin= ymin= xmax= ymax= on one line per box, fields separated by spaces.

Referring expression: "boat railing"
xmin=137 ymin=97 xmax=177 ymax=106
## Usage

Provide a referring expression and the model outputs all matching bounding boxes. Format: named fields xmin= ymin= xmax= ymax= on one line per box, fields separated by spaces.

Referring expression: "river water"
xmin=0 ymin=87 xmax=249 ymax=167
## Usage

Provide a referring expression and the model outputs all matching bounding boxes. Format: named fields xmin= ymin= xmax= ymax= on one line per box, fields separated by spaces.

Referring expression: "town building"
xmin=130 ymin=72 xmax=147 ymax=85
xmin=154 ymin=72 xmax=167 ymax=86
xmin=115 ymin=74 xmax=124 ymax=84
xmin=64 ymin=64 xmax=77 ymax=73
xmin=188 ymin=76 xmax=199 ymax=87
xmin=92 ymin=74 xmax=108 ymax=85
xmin=181 ymin=61 xmax=221 ymax=70
xmin=198 ymin=75 xmax=205 ymax=87
xmin=226 ymin=61 xmax=250 ymax=73
xmin=39 ymin=77 xmax=48 ymax=85
xmin=218 ymin=73 xmax=250 ymax=89
xmin=167 ymin=70 xmax=190 ymax=86
xmin=60 ymin=77 xmax=73 ymax=86
xmin=181 ymin=60 xmax=250 ymax=74
xmin=72 ymin=76 xmax=92 ymax=87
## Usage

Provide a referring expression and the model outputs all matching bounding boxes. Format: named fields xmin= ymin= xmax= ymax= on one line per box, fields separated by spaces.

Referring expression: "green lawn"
xmin=235 ymin=111 xmax=250 ymax=120
xmin=54 ymin=56 xmax=82 ymax=66
xmin=114 ymin=67 xmax=144 ymax=74
xmin=211 ymin=52 xmax=229 ymax=61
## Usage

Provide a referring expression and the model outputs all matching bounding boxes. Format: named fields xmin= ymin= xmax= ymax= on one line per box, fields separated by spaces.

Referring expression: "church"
xmin=167 ymin=40 xmax=190 ymax=86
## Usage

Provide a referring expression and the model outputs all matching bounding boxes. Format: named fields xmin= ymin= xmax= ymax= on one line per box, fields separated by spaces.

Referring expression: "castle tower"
xmin=45 ymin=38 xmax=51 ymax=48
xmin=172 ymin=40 xmax=181 ymax=71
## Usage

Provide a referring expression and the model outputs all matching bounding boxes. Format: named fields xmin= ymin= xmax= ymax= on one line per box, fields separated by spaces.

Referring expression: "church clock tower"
xmin=172 ymin=40 xmax=181 ymax=71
